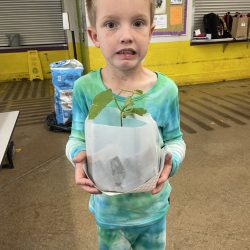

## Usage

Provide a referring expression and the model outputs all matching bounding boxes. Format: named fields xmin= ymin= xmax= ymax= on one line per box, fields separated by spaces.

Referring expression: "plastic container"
xmin=85 ymin=108 xmax=166 ymax=194
xmin=50 ymin=59 xmax=84 ymax=125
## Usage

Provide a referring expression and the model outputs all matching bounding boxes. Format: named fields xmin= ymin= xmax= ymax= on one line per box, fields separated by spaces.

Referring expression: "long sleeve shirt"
xmin=66 ymin=69 xmax=186 ymax=229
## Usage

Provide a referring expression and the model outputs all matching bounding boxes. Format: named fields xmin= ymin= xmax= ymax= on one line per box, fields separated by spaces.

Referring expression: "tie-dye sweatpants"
xmin=97 ymin=216 xmax=166 ymax=250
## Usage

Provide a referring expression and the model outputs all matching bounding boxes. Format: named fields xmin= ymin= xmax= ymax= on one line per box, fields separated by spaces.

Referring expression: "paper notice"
xmin=170 ymin=0 xmax=182 ymax=4
xmin=155 ymin=0 xmax=167 ymax=14
xmin=154 ymin=14 xmax=167 ymax=29
xmin=170 ymin=6 xmax=183 ymax=26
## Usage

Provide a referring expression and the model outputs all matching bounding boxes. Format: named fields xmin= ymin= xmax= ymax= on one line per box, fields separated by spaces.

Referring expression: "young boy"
xmin=66 ymin=0 xmax=186 ymax=249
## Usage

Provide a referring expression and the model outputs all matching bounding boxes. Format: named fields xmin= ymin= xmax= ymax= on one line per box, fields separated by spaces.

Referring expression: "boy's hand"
xmin=151 ymin=153 xmax=172 ymax=195
xmin=73 ymin=152 xmax=102 ymax=194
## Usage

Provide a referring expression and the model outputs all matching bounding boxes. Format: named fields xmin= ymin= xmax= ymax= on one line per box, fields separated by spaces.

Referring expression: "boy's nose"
xmin=120 ymin=26 xmax=133 ymax=44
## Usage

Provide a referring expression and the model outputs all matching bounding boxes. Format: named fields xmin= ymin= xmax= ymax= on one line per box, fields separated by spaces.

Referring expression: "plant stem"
xmin=120 ymin=112 xmax=123 ymax=127
xmin=115 ymin=90 xmax=141 ymax=127
xmin=114 ymin=97 xmax=122 ymax=111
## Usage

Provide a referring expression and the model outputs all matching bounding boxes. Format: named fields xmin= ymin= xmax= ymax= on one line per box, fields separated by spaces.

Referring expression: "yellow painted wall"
xmin=0 ymin=49 xmax=70 ymax=82
xmin=1 ymin=40 xmax=250 ymax=85
xmin=86 ymin=40 xmax=250 ymax=85
xmin=0 ymin=42 xmax=90 ymax=82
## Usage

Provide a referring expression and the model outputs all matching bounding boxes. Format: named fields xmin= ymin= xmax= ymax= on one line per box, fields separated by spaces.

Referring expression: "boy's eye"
xmin=105 ymin=21 xmax=117 ymax=29
xmin=133 ymin=20 xmax=145 ymax=27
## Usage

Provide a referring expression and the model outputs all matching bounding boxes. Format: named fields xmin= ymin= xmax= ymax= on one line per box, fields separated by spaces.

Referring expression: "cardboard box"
xmin=231 ymin=16 xmax=248 ymax=38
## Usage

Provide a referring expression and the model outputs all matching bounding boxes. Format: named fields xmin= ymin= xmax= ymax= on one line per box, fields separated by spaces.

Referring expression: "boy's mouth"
xmin=116 ymin=49 xmax=136 ymax=55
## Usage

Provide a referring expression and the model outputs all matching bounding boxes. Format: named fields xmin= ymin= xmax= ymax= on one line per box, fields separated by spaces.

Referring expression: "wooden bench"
xmin=0 ymin=111 xmax=20 ymax=169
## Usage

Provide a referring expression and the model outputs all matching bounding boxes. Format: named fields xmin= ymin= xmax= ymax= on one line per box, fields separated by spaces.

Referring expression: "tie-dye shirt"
xmin=66 ymin=69 xmax=186 ymax=229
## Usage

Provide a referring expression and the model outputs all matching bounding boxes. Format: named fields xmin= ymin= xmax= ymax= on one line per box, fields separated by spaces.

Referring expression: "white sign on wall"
xmin=170 ymin=0 xmax=182 ymax=4
xmin=155 ymin=0 xmax=167 ymax=14
xmin=62 ymin=12 xmax=70 ymax=30
xmin=154 ymin=15 xmax=167 ymax=29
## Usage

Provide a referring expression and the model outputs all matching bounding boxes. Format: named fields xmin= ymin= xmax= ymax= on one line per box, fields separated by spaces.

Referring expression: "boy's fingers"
xmin=81 ymin=186 xmax=102 ymax=194
xmin=75 ymin=167 xmax=94 ymax=186
xmin=164 ymin=153 xmax=172 ymax=167
xmin=75 ymin=163 xmax=93 ymax=185
xmin=157 ymin=153 xmax=172 ymax=185
xmin=75 ymin=177 xmax=94 ymax=186
xmin=73 ymin=151 xmax=87 ymax=163
xmin=158 ymin=165 xmax=171 ymax=184
xmin=76 ymin=175 xmax=102 ymax=194
xmin=74 ymin=163 xmax=102 ymax=194
xmin=75 ymin=165 xmax=86 ymax=181
xmin=152 ymin=153 xmax=173 ymax=194
xmin=73 ymin=157 xmax=85 ymax=163
xmin=151 ymin=182 xmax=164 ymax=195
xmin=78 ymin=179 xmax=102 ymax=194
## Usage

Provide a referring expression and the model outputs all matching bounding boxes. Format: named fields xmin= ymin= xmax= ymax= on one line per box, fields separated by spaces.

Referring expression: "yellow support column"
xmin=27 ymin=50 xmax=44 ymax=81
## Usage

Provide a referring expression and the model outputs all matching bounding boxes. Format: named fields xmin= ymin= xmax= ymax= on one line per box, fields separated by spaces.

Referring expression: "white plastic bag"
xmin=85 ymin=108 xmax=165 ymax=194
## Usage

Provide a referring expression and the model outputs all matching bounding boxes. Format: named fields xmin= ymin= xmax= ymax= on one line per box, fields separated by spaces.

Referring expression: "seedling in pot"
xmin=88 ymin=89 xmax=147 ymax=126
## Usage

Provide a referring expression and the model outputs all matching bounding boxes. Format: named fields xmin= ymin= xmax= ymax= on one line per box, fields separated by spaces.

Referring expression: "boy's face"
xmin=88 ymin=0 xmax=154 ymax=72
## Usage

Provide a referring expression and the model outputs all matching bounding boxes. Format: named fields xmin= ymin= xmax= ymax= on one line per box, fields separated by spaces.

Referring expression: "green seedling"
xmin=88 ymin=89 xmax=147 ymax=126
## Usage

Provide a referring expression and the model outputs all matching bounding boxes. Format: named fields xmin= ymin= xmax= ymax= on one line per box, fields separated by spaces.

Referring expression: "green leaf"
xmin=88 ymin=88 xmax=147 ymax=124
xmin=88 ymin=89 xmax=113 ymax=119
xmin=134 ymin=89 xmax=143 ymax=95
xmin=131 ymin=108 xmax=147 ymax=116
xmin=123 ymin=110 xmax=133 ymax=117
xmin=88 ymin=104 xmax=104 ymax=119
xmin=92 ymin=89 xmax=113 ymax=106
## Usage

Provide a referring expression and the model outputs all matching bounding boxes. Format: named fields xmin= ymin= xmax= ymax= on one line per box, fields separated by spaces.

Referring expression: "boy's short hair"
xmin=86 ymin=0 xmax=156 ymax=27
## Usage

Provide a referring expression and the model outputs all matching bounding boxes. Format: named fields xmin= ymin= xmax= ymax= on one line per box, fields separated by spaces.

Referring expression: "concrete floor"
xmin=0 ymin=79 xmax=250 ymax=249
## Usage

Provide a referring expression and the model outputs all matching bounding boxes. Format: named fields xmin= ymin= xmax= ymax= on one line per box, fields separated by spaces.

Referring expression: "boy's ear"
xmin=150 ymin=25 xmax=155 ymax=37
xmin=87 ymin=27 xmax=100 ymax=48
